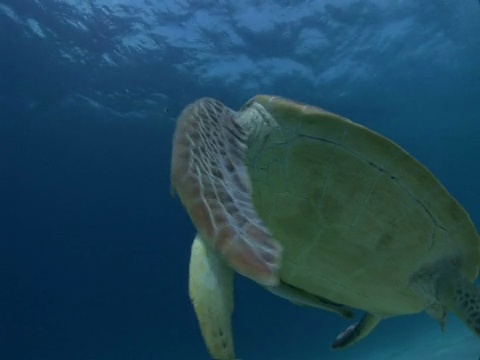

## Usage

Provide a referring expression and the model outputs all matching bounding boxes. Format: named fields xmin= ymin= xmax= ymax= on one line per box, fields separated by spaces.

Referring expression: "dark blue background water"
xmin=1 ymin=1 xmax=479 ymax=359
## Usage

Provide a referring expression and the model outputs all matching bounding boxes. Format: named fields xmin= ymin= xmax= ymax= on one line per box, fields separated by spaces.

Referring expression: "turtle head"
xmin=237 ymin=98 xmax=279 ymax=144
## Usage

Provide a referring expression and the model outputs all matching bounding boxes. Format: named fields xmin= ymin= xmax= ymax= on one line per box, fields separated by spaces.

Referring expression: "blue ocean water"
xmin=1 ymin=1 xmax=480 ymax=359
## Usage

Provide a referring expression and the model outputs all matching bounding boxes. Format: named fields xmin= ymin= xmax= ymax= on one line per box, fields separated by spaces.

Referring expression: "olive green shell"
xmin=239 ymin=95 xmax=480 ymax=316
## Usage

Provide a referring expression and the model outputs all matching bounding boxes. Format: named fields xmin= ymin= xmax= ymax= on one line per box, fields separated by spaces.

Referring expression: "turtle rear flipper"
xmin=436 ymin=271 xmax=480 ymax=336
xmin=412 ymin=259 xmax=480 ymax=337
xmin=331 ymin=313 xmax=381 ymax=349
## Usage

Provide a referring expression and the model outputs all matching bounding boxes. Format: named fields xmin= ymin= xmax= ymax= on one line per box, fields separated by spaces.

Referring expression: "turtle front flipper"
xmin=331 ymin=313 xmax=381 ymax=349
xmin=171 ymin=98 xmax=282 ymax=286
xmin=189 ymin=234 xmax=236 ymax=360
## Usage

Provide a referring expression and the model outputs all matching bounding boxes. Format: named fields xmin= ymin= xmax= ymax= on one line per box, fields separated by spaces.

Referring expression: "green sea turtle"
xmin=170 ymin=95 xmax=480 ymax=359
